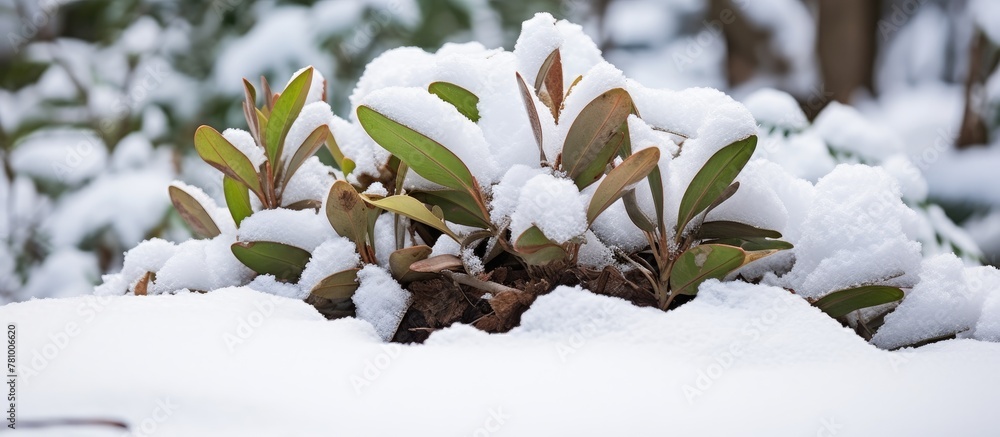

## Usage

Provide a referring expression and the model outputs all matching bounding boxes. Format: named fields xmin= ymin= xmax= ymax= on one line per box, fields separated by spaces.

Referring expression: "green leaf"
xmin=513 ymin=226 xmax=568 ymax=266
xmin=193 ymin=125 xmax=264 ymax=197
xmin=515 ymin=72 xmax=545 ymax=162
xmin=676 ymin=135 xmax=757 ymax=237
xmin=703 ymin=182 xmax=739 ymax=218
xmin=704 ymin=237 xmax=793 ymax=252
xmin=813 ymin=286 xmax=905 ymax=318
xmin=388 ymin=245 xmax=435 ymax=283
xmin=561 ymin=88 xmax=634 ymax=189
xmin=587 ymin=147 xmax=660 ymax=224
xmin=428 ymin=81 xmax=480 ymax=122
xmin=282 ymin=125 xmax=328 ymax=188
xmin=364 ymin=195 xmax=459 ymax=241
xmin=669 ymin=244 xmax=745 ymax=296
xmin=231 ymin=241 xmax=311 ymax=282
xmin=264 ymin=67 xmax=313 ymax=166
xmin=168 ymin=185 xmax=221 ymax=239
xmin=341 ymin=158 xmax=356 ymax=176
xmin=356 ymin=105 xmax=479 ymax=198
xmin=696 ymin=221 xmax=782 ymax=240
xmin=326 ymin=181 xmax=371 ymax=248
xmin=623 ymin=190 xmax=656 ymax=233
xmin=410 ymin=190 xmax=492 ymax=229
xmin=310 ymin=268 xmax=360 ymax=300
xmin=223 ymin=176 xmax=253 ymax=226
xmin=324 ymin=126 xmax=352 ymax=174
xmin=614 ymin=119 xmax=665 ymax=230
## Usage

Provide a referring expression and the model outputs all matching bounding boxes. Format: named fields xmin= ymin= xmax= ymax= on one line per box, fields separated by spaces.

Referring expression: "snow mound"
xmin=353 ymin=265 xmax=411 ymax=341
xmin=4 ymin=284 xmax=1000 ymax=435
xmin=873 ymin=255 xmax=999 ymax=349
xmin=771 ymin=164 xmax=922 ymax=299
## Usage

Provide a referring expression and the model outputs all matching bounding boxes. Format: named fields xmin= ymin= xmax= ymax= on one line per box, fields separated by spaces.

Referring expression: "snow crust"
xmin=4 ymin=284 xmax=1000 ymax=435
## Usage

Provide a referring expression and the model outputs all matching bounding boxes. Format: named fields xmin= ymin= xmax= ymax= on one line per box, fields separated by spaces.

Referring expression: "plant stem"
xmin=441 ymin=270 xmax=521 ymax=295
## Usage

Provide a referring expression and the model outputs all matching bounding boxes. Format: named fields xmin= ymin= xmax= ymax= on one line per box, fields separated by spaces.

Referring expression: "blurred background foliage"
xmin=0 ymin=0 xmax=998 ymax=301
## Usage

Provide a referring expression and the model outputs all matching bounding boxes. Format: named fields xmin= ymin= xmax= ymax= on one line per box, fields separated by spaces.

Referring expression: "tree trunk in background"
xmin=817 ymin=0 xmax=878 ymax=106
xmin=709 ymin=0 xmax=773 ymax=88
xmin=956 ymin=31 xmax=999 ymax=148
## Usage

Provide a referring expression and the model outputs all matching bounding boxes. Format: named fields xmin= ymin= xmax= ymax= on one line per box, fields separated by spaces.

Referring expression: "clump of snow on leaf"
xmin=237 ymin=208 xmax=336 ymax=252
xmin=360 ymin=86 xmax=501 ymax=189
xmin=248 ymin=274 xmax=304 ymax=299
xmin=280 ymin=157 xmax=335 ymax=207
xmin=489 ymin=165 xmax=549 ymax=225
xmin=298 ymin=237 xmax=361 ymax=293
xmin=509 ymin=174 xmax=588 ymax=244
xmin=512 ymin=13 xmax=603 ymax=89
xmin=144 ymin=235 xmax=253 ymax=295
xmin=287 ymin=66 xmax=327 ymax=105
xmin=625 ymin=82 xmax=757 ymax=235
xmin=222 ymin=128 xmax=266 ymax=168
xmin=282 ymin=101 xmax=334 ymax=165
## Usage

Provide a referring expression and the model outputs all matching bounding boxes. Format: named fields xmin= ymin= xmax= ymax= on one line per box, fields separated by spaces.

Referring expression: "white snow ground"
xmin=4 ymin=283 xmax=999 ymax=436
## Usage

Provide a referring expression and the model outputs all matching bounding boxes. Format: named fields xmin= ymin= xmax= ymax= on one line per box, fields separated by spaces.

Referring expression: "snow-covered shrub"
xmin=743 ymin=88 xmax=982 ymax=263
xmin=1 ymin=0 xmax=572 ymax=304
xmin=97 ymin=13 xmax=1000 ymax=349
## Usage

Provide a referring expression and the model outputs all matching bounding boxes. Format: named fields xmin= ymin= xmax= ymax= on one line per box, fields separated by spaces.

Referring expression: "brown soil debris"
xmin=390 ymin=264 xmax=656 ymax=343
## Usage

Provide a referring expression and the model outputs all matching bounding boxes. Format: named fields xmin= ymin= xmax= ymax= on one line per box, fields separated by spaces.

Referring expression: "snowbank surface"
xmin=4 ymin=283 xmax=999 ymax=436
